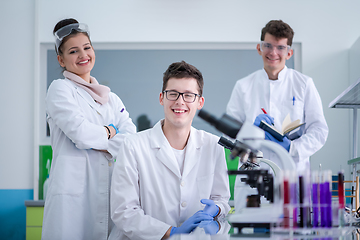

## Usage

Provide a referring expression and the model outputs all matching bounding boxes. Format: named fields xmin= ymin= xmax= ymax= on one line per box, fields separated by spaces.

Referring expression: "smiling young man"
xmin=109 ymin=61 xmax=230 ymax=240
xmin=226 ymin=20 xmax=328 ymax=172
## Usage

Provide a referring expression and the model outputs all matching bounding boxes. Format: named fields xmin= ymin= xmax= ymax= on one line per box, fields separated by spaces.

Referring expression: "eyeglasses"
xmin=163 ymin=90 xmax=201 ymax=103
xmin=260 ymin=41 xmax=291 ymax=56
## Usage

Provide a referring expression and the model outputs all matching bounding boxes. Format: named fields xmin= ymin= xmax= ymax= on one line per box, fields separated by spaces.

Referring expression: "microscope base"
xmin=231 ymin=222 xmax=271 ymax=234
xmin=228 ymin=204 xmax=281 ymax=234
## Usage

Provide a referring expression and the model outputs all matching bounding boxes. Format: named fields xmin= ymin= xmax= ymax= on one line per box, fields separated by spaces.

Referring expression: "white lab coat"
xmin=226 ymin=66 xmax=328 ymax=172
xmin=42 ymin=78 xmax=136 ymax=240
xmin=109 ymin=120 xmax=231 ymax=240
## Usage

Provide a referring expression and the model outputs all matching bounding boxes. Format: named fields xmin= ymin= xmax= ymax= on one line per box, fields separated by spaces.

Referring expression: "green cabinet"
xmin=39 ymin=146 xmax=52 ymax=200
xmin=25 ymin=201 xmax=44 ymax=240
xmin=225 ymin=148 xmax=239 ymax=201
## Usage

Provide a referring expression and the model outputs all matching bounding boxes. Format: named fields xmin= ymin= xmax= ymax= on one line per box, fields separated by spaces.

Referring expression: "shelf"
xmin=329 ymin=77 xmax=360 ymax=160
xmin=348 ymin=157 xmax=360 ymax=166
xmin=329 ymin=77 xmax=360 ymax=108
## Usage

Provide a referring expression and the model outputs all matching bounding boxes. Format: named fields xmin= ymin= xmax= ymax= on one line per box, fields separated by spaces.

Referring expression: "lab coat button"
xmin=181 ymin=201 xmax=187 ymax=207
xmin=108 ymin=162 xmax=112 ymax=167
xmin=180 ymin=181 xmax=185 ymax=187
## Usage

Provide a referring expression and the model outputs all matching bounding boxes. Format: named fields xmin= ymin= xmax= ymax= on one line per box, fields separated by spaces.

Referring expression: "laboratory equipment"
xmin=198 ymin=110 xmax=355 ymax=238
xmin=197 ymin=110 xmax=295 ymax=171
xmin=198 ymin=110 xmax=296 ymax=234
xmin=217 ymin=135 xmax=282 ymax=232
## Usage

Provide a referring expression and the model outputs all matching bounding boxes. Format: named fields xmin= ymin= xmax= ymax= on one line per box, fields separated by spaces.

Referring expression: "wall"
xmin=1 ymin=0 xmax=360 ymax=239
xmin=349 ymin=37 xmax=360 ymax=160
xmin=349 ymin=37 xmax=360 ymax=85
xmin=0 ymin=1 xmax=35 ymax=239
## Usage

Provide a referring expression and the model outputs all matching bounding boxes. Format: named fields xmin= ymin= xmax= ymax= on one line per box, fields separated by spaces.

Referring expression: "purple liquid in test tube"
xmin=326 ymin=170 xmax=333 ymax=228
xmin=320 ymin=180 xmax=327 ymax=227
xmin=291 ymin=181 xmax=297 ymax=228
xmin=326 ymin=184 xmax=332 ymax=227
xmin=312 ymin=171 xmax=319 ymax=228
xmin=320 ymin=170 xmax=332 ymax=228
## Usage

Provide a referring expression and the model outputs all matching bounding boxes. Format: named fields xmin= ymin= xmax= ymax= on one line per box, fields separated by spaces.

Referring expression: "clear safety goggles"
xmin=260 ymin=41 xmax=291 ymax=56
xmin=54 ymin=23 xmax=90 ymax=51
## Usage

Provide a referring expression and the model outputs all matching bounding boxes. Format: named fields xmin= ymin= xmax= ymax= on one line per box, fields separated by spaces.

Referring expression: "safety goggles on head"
xmin=54 ymin=23 xmax=90 ymax=52
xmin=260 ymin=41 xmax=291 ymax=56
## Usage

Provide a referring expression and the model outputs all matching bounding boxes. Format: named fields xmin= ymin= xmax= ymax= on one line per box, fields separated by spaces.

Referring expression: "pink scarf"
xmin=63 ymin=71 xmax=110 ymax=105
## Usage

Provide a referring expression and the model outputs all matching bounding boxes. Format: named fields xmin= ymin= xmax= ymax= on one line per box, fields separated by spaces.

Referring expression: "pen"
xmin=261 ymin=108 xmax=274 ymax=125
xmin=292 ymin=96 xmax=295 ymax=106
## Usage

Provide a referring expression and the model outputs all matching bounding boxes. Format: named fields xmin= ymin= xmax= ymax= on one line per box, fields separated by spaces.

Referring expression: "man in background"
xmin=226 ymin=20 xmax=328 ymax=172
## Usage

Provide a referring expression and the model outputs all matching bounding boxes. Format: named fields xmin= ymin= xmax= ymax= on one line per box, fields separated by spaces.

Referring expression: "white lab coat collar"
xmin=65 ymin=78 xmax=103 ymax=115
xmin=277 ymin=65 xmax=288 ymax=81
xmin=261 ymin=65 xmax=288 ymax=82
xmin=149 ymin=120 xmax=203 ymax=179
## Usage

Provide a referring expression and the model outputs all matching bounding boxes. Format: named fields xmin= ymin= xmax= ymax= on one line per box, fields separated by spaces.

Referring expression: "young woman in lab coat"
xmin=109 ymin=61 xmax=231 ymax=240
xmin=41 ymin=18 xmax=137 ymax=240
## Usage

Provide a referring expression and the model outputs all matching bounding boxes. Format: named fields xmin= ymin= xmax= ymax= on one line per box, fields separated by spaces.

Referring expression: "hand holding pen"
xmin=253 ymin=108 xmax=274 ymax=127
xmin=261 ymin=108 xmax=275 ymax=126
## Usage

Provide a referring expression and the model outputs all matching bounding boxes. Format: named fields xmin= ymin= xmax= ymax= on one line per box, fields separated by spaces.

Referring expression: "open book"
xmin=259 ymin=113 xmax=305 ymax=141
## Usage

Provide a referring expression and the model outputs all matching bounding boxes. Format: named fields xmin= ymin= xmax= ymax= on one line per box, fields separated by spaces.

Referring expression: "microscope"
xmin=198 ymin=110 xmax=296 ymax=234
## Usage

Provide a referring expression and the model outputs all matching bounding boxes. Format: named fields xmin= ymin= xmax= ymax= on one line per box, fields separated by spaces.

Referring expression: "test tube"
xmin=290 ymin=172 xmax=298 ymax=228
xmin=338 ymin=171 xmax=345 ymax=209
xmin=299 ymin=171 xmax=311 ymax=228
xmin=283 ymin=170 xmax=290 ymax=228
xmin=312 ymin=171 xmax=319 ymax=228
xmin=338 ymin=171 xmax=345 ymax=227
xmin=320 ymin=170 xmax=332 ymax=228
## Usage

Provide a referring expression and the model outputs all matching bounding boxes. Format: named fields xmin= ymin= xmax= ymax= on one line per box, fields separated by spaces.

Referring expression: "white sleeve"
xmin=110 ymin=139 xmax=170 ymax=240
xmin=211 ymin=145 xmax=231 ymax=218
xmin=226 ymin=80 xmax=246 ymax=123
xmin=105 ymin=95 xmax=136 ymax=160
xmin=46 ymin=80 xmax=108 ymax=150
xmin=289 ymin=78 xmax=329 ymax=162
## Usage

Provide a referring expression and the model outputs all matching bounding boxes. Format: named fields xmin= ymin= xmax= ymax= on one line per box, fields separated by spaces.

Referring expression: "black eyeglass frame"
xmin=163 ymin=90 xmax=201 ymax=103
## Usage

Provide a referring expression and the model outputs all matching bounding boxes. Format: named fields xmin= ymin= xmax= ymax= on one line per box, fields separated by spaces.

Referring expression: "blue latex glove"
xmin=109 ymin=124 xmax=119 ymax=134
xmin=170 ymin=211 xmax=213 ymax=236
xmin=254 ymin=114 xmax=274 ymax=127
xmin=265 ymin=131 xmax=291 ymax=151
xmin=201 ymin=199 xmax=219 ymax=217
xmin=198 ymin=220 xmax=220 ymax=235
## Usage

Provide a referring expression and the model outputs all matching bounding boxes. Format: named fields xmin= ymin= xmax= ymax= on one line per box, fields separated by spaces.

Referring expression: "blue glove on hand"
xmin=201 ymin=199 xmax=219 ymax=217
xmin=109 ymin=124 xmax=119 ymax=134
xmin=198 ymin=220 xmax=220 ymax=235
xmin=265 ymin=132 xmax=291 ymax=152
xmin=170 ymin=211 xmax=213 ymax=236
xmin=254 ymin=114 xmax=274 ymax=127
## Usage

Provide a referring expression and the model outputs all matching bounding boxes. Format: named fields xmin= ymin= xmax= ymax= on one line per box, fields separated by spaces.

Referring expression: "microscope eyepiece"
xmin=218 ymin=136 xmax=236 ymax=150
xmin=198 ymin=109 xmax=242 ymax=139
xmin=197 ymin=109 xmax=218 ymax=126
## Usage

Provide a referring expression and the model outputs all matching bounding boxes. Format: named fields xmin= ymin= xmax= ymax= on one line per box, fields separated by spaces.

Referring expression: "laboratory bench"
xmin=24 ymin=200 xmax=44 ymax=240
xmin=167 ymin=226 xmax=360 ymax=239
xmin=23 ymin=199 xmax=360 ymax=240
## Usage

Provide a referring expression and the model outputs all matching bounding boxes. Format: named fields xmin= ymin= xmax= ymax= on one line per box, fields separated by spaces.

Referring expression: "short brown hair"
xmin=261 ymin=20 xmax=294 ymax=46
xmin=162 ymin=61 xmax=204 ymax=96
